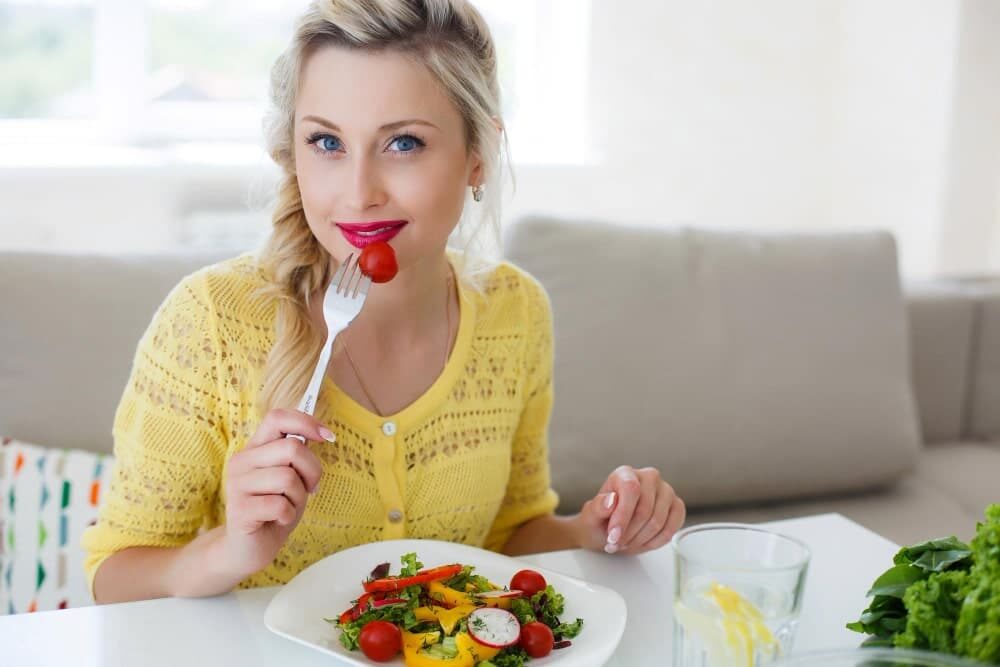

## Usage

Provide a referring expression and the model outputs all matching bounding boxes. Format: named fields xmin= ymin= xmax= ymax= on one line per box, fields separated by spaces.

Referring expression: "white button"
xmin=388 ymin=509 xmax=404 ymax=523
xmin=382 ymin=421 xmax=397 ymax=436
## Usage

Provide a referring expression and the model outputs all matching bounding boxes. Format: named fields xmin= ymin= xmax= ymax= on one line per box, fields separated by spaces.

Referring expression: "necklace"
xmin=341 ymin=273 xmax=454 ymax=417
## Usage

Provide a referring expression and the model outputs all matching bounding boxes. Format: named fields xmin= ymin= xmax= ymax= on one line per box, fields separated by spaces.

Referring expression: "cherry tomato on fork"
xmin=358 ymin=242 xmax=398 ymax=283
xmin=358 ymin=620 xmax=402 ymax=662
xmin=510 ymin=569 xmax=547 ymax=597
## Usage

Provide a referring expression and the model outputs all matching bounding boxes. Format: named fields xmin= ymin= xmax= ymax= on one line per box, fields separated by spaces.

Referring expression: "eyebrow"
xmin=300 ymin=115 xmax=439 ymax=132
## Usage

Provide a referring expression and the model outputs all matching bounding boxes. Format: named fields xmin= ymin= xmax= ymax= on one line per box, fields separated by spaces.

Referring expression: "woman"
xmin=83 ymin=0 xmax=685 ymax=603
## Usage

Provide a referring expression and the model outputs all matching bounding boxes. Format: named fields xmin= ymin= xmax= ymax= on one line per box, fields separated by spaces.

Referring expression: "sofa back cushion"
xmin=0 ymin=252 xmax=224 ymax=455
xmin=905 ymin=284 xmax=978 ymax=443
xmin=505 ymin=218 xmax=923 ymax=510
xmin=964 ymin=281 xmax=1000 ymax=440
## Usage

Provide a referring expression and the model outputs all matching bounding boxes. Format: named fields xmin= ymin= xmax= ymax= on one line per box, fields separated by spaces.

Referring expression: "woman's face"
xmin=294 ymin=46 xmax=481 ymax=272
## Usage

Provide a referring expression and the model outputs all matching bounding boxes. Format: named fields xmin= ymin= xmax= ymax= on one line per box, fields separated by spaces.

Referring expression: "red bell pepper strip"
xmin=338 ymin=592 xmax=375 ymax=624
xmin=363 ymin=564 xmax=463 ymax=593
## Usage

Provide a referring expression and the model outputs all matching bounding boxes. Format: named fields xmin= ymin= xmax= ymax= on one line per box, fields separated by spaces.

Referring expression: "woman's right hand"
xmin=220 ymin=409 xmax=332 ymax=579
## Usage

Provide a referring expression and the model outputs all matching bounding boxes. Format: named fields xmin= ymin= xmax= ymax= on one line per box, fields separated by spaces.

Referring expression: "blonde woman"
xmin=83 ymin=0 xmax=686 ymax=604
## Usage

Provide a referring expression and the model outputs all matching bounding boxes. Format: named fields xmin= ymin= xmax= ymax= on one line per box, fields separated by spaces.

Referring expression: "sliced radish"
xmin=466 ymin=607 xmax=521 ymax=649
xmin=475 ymin=590 xmax=523 ymax=600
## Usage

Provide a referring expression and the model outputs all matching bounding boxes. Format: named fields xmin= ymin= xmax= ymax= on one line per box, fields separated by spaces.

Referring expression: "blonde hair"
xmin=256 ymin=0 xmax=508 ymax=416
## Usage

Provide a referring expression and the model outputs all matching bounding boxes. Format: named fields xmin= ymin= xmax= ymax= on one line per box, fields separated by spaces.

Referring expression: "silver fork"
xmin=290 ymin=253 xmax=372 ymax=442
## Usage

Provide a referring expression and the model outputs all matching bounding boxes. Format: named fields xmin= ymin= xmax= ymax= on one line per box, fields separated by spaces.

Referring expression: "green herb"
xmin=894 ymin=538 xmax=973 ymax=572
xmin=444 ymin=565 xmax=494 ymax=594
xmin=531 ymin=585 xmax=565 ymax=628
xmin=553 ymin=617 xmax=584 ymax=640
xmin=423 ymin=635 xmax=458 ymax=659
xmin=480 ymin=646 xmax=529 ymax=667
xmin=510 ymin=598 xmax=535 ymax=626
xmin=331 ymin=597 xmax=420 ymax=650
xmin=895 ymin=569 xmax=970 ymax=653
xmin=847 ymin=504 xmax=1000 ymax=662
xmin=400 ymin=552 xmax=424 ymax=577
xmin=953 ymin=504 xmax=1000 ymax=662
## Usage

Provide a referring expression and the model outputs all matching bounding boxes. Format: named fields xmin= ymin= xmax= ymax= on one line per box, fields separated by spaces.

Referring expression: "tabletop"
xmin=0 ymin=512 xmax=899 ymax=667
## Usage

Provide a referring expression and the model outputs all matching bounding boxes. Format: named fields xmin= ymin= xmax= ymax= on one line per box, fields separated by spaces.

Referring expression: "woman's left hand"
xmin=572 ymin=465 xmax=686 ymax=555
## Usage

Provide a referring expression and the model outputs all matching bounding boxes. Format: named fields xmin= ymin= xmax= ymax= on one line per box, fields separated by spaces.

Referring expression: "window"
xmin=0 ymin=0 xmax=95 ymax=119
xmin=0 ymin=0 xmax=591 ymax=165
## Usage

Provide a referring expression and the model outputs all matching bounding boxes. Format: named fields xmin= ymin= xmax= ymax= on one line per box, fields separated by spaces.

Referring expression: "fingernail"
xmin=604 ymin=542 xmax=619 ymax=554
xmin=319 ymin=427 xmax=336 ymax=443
xmin=607 ymin=526 xmax=622 ymax=545
xmin=604 ymin=492 xmax=617 ymax=510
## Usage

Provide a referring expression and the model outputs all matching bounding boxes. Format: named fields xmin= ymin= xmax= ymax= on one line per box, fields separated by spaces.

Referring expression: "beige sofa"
xmin=2 ymin=219 xmax=998 ymax=550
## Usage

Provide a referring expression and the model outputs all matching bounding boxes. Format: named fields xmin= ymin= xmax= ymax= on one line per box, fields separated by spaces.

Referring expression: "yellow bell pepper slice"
xmin=429 ymin=579 xmax=518 ymax=610
xmin=456 ymin=631 xmax=501 ymax=662
xmin=412 ymin=604 xmax=479 ymax=636
xmin=434 ymin=604 xmax=478 ymax=635
xmin=427 ymin=580 xmax=476 ymax=608
xmin=403 ymin=630 xmax=442 ymax=650
xmin=401 ymin=632 xmax=499 ymax=667
xmin=479 ymin=595 xmax=514 ymax=610
xmin=403 ymin=644 xmax=472 ymax=667
xmin=414 ymin=607 xmax=438 ymax=624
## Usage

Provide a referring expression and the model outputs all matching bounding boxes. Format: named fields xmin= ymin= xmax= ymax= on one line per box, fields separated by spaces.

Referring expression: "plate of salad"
xmin=263 ymin=539 xmax=627 ymax=666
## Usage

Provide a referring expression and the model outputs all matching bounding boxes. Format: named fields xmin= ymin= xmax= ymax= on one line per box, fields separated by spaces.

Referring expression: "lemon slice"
xmin=674 ymin=582 xmax=779 ymax=667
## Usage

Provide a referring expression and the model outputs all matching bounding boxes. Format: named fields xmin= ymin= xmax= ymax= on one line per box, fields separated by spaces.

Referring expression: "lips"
xmin=335 ymin=220 xmax=407 ymax=248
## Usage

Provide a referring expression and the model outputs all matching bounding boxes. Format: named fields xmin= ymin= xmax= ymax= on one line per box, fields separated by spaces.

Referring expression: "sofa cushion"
xmin=904 ymin=284 xmax=977 ymax=443
xmin=966 ymin=282 xmax=1000 ymax=440
xmin=0 ymin=252 xmax=225 ymax=455
xmin=0 ymin=438 xmax=114 ymax=614
xmin=915 ymin=442 xmax=1000 ymax=517
xmin=505 ymin=218 xmax=923 ymax=510
xmin=685 ymin=474 xmax=980 ymax=545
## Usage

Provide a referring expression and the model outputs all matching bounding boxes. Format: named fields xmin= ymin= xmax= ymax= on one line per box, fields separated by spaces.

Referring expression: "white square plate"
xmin=264 ymin=539 xmax=627 ymax=666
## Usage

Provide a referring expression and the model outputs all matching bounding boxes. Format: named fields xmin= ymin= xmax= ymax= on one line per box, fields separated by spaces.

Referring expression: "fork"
xmin=290 ymin=253 xmax=372 ymax=443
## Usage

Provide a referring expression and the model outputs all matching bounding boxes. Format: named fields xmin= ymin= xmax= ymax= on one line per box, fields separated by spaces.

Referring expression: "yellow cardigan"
xmin=82 ymin=253 xmax=559 ymax=591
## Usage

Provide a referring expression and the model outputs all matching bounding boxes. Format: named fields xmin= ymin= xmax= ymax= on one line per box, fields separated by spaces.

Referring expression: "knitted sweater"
xmin=82 ymin=252 xmax=559 ymax=591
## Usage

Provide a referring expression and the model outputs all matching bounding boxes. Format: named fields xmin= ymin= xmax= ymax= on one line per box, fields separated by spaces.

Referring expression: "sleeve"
xmin=483 ymin=276 xmax=560 ymax=552
xmin=81 ymin=271 xmax=229 ymax=596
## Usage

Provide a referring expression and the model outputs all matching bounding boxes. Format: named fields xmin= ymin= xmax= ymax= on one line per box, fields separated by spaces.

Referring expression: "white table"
xmin=0 ymin=513 xmax=898 ymax=667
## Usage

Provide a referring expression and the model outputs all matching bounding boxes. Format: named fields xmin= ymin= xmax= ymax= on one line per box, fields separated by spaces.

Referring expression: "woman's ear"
xmin=468 ymin=118 xmax=503 ymax=187
xmin=468 ymin=156 xmax=484 ymax=188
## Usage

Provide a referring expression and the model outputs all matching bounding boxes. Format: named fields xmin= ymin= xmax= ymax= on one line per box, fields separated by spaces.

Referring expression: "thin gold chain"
xmin=342 ymin=274 xmax=453 ymax=417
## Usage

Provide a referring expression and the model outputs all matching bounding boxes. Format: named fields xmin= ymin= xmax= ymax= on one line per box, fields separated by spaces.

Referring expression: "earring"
xmin=472 ymin=185 xmax=484 ymax=202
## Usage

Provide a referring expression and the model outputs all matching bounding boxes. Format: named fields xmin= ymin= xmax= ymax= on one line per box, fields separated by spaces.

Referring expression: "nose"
xmin=343 ymin=155 xmax=387 ymax=212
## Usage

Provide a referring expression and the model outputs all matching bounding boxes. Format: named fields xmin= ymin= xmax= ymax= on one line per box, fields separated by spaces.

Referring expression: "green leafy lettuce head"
xmin=953 ymin=503 xmax=1000 ymax=662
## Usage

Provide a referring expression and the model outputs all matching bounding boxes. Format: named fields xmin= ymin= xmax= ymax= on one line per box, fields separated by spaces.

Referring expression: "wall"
xmin=2 ymin=0 xmax=999 ymax=278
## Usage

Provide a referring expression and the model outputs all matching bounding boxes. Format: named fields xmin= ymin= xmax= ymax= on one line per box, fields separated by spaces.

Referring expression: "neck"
xmin=341 ymin=249 xmax=453 ymax=351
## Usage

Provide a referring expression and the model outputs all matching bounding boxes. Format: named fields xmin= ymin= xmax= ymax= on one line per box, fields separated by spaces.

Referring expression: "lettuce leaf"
xmin=954 ymin=504 xmax=1000 ymax=662
xmin=848 ymin=503 xmax=1000 ymax=663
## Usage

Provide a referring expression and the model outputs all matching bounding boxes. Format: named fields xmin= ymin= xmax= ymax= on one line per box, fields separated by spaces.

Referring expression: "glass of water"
xmin=672 ymin=523 xmax=811 ymax=667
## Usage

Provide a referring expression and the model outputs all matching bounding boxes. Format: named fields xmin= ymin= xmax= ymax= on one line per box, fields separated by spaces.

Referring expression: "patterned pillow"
xmin=0 ymin=438 xmax=114 ymax=614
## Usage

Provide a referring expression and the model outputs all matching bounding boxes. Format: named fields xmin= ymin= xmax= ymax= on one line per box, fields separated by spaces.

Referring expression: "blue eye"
xmin=318 ymin=135 xmax=341 ymax=152
xmin=388 ymin=134 xmax=425 ymax=153
xmin=306 ymin=133 xmax=342 ymax=154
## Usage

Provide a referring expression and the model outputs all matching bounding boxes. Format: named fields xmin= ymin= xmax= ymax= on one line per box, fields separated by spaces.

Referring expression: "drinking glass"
xmin=672 ymin=523 xmax=811 ymax=667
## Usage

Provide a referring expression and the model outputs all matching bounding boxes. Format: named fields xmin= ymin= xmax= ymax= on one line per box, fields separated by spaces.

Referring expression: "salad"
xmin=327 ymin=553 xmax=584 ymax=666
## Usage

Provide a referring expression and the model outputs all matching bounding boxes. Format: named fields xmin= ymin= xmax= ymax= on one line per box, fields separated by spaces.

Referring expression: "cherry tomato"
xmin=520 ymin=621 xmax=554 ymax=658
xmin=358 ymin=242 xmax=398 ymax=283
xmin=510 ymin=569 xmax=547 ymax=597
xmin=358 ymin=620 xmax=402 ymax=662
